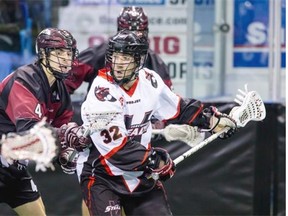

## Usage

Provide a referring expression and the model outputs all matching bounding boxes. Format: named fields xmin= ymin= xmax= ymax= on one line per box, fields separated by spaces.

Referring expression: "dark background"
xmin=0 ymin=103 xmax=285 ymax=215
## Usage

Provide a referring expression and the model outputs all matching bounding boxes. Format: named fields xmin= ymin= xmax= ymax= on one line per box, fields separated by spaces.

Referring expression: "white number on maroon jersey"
xmin=34 ymin=104 xmax=42 ymax=118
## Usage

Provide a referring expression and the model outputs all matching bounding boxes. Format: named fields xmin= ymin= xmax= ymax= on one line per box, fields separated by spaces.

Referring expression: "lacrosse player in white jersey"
xmin=64 ymin=29 xmax=237 ymax=216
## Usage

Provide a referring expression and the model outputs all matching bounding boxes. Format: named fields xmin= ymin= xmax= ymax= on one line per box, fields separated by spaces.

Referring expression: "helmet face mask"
xmin=106 ymin=30 xmax=148 ymax=85
xmin=36 ymin=28 xmax=78 ymax=80
xmin=111 ymin=52 xmax=138 ymax=84
xmin=45 ymin=48 xmax=74 ymax=75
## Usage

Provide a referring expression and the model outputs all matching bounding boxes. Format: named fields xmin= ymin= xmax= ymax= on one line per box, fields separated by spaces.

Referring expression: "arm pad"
xmin=166 ymin=98 xmax=205 ymax=126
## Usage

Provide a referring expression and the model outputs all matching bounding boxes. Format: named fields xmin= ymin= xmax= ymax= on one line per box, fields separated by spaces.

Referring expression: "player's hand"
xmin=58 ymin=146 xmax=78 ymax=175
xmin=146 ymin=147 xmax=176 ymax=181
xmin=204 ymin=106 xmax=238 ymax=139
xmin=58 ymin=122 xmax=91 ymax=152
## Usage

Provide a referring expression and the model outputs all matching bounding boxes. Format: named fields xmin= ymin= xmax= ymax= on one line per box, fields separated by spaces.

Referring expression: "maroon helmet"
xmin=117 ymin=6 xmax=149 ymax=40
xmin=36 ymin=28 xmax=78 ymax=79
xmin=36 ymin=28 xmax=76 ymax=52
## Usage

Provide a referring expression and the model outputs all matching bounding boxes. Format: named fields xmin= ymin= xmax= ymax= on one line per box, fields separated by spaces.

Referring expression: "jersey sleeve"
xmin=143 ymin=69 xmax=180 ymax=121
xmin=65 ymin=59 xmax=95 ymax=94
xmin=4 ymin=80 xmax=44 ymax=132
xmin=65 ymin=44 xmax=107 ymax=94
xmin=146 ymin=69 xmax=204 ymax=126
xmin=81 ymin=77 xmax=150 ymax=173
xmin=52 ymin=109 xmax=73 ymax=128
xmin=146 ymin=50 xmax=173 ymax=89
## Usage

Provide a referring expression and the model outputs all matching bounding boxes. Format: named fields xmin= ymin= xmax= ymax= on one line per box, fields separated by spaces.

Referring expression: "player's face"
xmin=111 ymin=52 xmax=137 ymax=81
xmin=47 ymin=48 xmax=74 ymax=74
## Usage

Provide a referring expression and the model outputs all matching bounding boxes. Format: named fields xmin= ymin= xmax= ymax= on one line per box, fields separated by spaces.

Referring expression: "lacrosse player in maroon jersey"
xmin=64 ymin=6 xmax=172 ymax=95
xmin=0 ymin=27 xmax=79 ymax=216
xmin=60 ymin=29 xmax=237 ymax=216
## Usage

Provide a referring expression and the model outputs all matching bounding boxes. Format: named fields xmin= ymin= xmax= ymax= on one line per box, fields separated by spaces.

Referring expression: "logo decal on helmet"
xmin=94 ymin=86 xmax=117 ymax=102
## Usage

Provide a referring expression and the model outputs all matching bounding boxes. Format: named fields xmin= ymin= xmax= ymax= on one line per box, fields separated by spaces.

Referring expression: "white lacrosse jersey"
xmin=77 ymin=67 xmax=181 ymax=194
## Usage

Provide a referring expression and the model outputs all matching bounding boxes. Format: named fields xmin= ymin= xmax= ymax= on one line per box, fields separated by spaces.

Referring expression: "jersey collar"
xmin=121 ymin=78 xmax=139 ymax=97
xmin=98 ymin=68 xmax=114 ymax=83
xmin=98 ymin=68 xmax=139 ymax=97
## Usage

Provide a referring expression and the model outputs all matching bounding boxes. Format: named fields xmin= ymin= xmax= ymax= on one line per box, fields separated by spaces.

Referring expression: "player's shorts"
xmin=0 ymin=164 xmax=40 ymax=208
xmin=81 ymin=176 xmax=173 ymax=216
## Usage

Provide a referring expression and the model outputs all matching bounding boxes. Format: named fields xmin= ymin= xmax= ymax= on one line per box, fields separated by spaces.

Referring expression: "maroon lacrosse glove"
xmin=58 ymin=122 xmax=91 ymax=152
xmin=58 ymin=144 xmax=78 ymax=175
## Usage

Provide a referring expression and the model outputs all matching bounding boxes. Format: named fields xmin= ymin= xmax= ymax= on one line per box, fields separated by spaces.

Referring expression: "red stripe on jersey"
xmin=188 ymin=103 xmax=204 ymax=124
xmin=121 ymin=78 xmax=139 ymax=97
xmin=164 ymin=95 xmax=181 ymax=122
xmin=164 ymin=79 xmax=173 ymax=90
xmin=136 ymin=142 xmax=151 ymax=171
xmin=6 ymin=81 xmax=41 ymax=124
xmin=99 ymin=155 xmax=113 ymax=176
xmin=98 ymin=68 xmax=140 ymax=97
xmin=87 ymin=176 xmax=95 ymax=212
xmin=99 ymin=137 xmax=132 ymax=176
xmin=104 ymin=136 xmax=128 ymax=159
xmin=98 ymin=68 xmax=114 ymax=83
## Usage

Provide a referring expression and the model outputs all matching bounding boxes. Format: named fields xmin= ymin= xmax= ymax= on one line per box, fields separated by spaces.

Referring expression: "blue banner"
xmin=233 ymin=0 xmax=286 ymax=67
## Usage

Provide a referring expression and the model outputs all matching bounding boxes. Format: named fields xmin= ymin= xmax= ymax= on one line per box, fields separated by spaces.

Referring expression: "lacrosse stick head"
xmin=1 ymin=119 xmax=58 ymax=170
xmin=231 ymin=86 xmax=266 ymax=127
xmin=82 ymin=111 xmax=122 ymax=135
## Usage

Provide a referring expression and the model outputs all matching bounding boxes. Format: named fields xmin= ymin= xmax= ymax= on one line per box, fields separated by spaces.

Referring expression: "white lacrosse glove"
xmin=153 ymin=124 xmax=205 ymax=147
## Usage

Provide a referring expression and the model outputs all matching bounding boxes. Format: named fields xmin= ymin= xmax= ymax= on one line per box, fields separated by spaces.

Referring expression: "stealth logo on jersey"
xmin=94 ymin=86 xmax=116 ymax=102
xmin=145 ymin=72 xmax=158 ymax=88
xmin=104 ymin=201 xmax=120 ymax=214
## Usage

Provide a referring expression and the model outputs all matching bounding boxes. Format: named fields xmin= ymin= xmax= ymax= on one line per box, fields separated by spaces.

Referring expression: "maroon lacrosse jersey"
xmin=0 ymin=61 xmax=73 ymax=136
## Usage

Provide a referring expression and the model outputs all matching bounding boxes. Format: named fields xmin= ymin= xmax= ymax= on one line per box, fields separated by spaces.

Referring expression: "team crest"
xmin=145 ymin=72 xmax=158 ymax=88
xmin=94 ymin=86 xmax=116 ymax=102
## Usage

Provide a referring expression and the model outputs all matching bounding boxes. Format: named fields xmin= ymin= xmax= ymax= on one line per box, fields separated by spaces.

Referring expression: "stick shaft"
xmin=173 ymin=127 xmax=229 ymax=165
xmin=151 ymin=129 xmax=163 ymax=135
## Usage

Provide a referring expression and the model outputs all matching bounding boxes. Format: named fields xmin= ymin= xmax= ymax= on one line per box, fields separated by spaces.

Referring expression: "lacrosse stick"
xmin=173 ymin=84 xmax=266 ymax=166
xmin=0 ymin=118 xmax=58 ymax=171
xmin=230 ymin=84 xmax=266 ymax=127
xmin=82 ymin=111 xmax=122 ymax=136
xmin=152 ymin=124 xmax=205 ymax=147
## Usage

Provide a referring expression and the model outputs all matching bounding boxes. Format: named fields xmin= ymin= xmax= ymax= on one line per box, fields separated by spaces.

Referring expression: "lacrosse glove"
xmin=203 ymin=106 xmax=238 ymax=139
xmin=58 ymin=122 xmax=91 ymax=152
xmin=58 ymin=144 xmax=79 ymax=175
xmin=146 ymin=147 xmax=176 ymax=181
